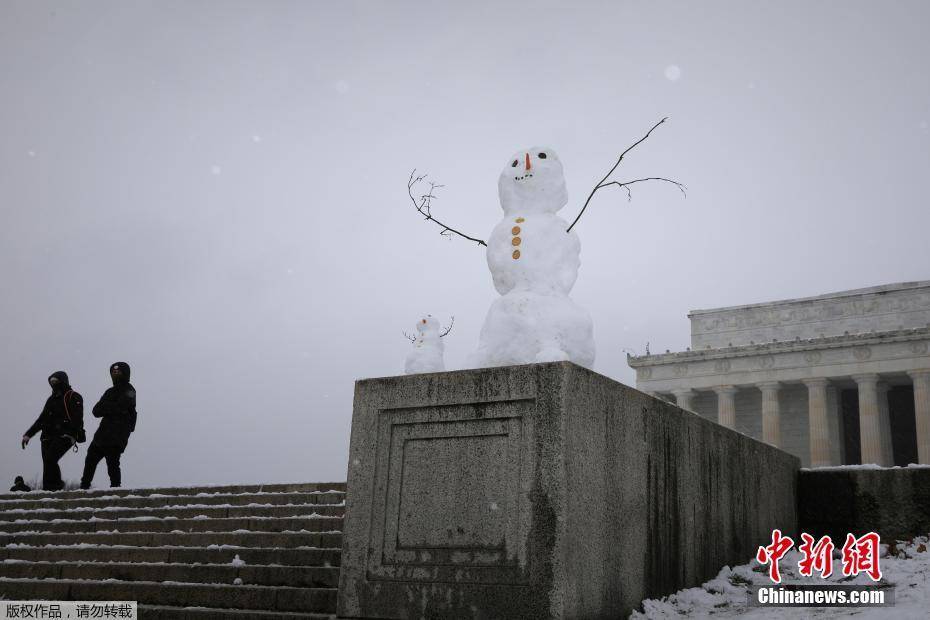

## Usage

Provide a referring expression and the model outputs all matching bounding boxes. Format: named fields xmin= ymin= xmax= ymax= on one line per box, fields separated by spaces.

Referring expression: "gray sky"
xmin=2 ymin=1 xmax=928 ymax=487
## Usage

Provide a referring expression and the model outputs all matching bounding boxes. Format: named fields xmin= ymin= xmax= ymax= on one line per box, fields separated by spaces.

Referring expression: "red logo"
xmin=798 ymin=533 xmax=834 ymax=578
xmin=841 ymin=532 xmax=882 ymax=581
xmin=756 ymin=529 xmax=795 ymax=584
xmin=756 ymin=530 xmax=882 ymax=583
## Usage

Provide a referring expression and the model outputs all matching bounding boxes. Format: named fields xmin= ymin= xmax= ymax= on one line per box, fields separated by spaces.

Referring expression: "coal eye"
xmin=538 ymin=152 xmax=547 ymax=159
xmin=511 ymin=160 xmax=518 ymax=167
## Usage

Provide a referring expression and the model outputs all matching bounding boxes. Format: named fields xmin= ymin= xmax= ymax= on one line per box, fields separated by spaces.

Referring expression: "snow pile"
xmin=633 ymin=536 xmax=930 ymax=619
xmin=802 ymin=463 xmax=930 ymax=472
xmin=470 ymin=148 xmax=594 ymax=369
xmin=230 ymin=554 xmax=246 ymax=567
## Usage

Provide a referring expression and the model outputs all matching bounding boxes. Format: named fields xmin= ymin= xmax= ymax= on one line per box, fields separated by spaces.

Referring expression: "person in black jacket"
xmin=10 ymin=476 xmax=32 ymax=492
xmin=21 ymin=371 xmax=84 ymax=491
xmin=81 ymin=362 xmax=137 ymax=489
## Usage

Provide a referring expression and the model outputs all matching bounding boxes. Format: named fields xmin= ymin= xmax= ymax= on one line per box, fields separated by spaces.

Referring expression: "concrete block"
xmin=338 ymin=362 xmax=798 ymax=619
xmin=799 ymin=467 xmax=930 ymax=541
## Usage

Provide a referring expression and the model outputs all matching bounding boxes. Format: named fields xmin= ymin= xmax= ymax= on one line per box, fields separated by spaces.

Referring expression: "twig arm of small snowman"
xmin=439 ymin=316 xmax=454 ymax=337
xmin=408 ymin=170 xmax=487 ymax=247
xmin=566 ymin=118 xmax=686 ymax=234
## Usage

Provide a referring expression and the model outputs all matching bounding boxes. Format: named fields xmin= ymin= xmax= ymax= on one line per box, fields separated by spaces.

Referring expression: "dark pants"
xmin=40 ymin=436 xmax=73 ymax=491
xmin=81 ymin=443 xmax=124 ymax=489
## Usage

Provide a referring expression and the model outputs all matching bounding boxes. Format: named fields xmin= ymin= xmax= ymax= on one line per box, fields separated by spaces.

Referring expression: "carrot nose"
xmin=525 ymin=153 xmax=531 ymax=171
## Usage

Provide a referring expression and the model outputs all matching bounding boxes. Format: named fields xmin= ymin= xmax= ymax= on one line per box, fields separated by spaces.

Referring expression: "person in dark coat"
xmin=81 ymin=362 xmax=137 ymax=489
xmin=10 ymin=476 xmax=31 ymax=492
xmin=21 ymin=371 xmax=84 ymax=491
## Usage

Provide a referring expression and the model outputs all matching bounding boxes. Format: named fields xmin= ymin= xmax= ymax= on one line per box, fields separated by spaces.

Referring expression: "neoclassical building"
xmin=627 ymin=281 xmax=930 ymax=467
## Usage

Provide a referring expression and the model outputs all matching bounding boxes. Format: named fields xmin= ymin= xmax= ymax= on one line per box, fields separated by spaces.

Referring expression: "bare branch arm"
xmin=600 ymin=177 xmax=687 ymax=202
xmin=408 ymin=171 xmax=487 ymax=247
xmin=566 ymin=118 xmax=684 ymax=233
xmin=440 ymin=316 xmax=455 ymax=337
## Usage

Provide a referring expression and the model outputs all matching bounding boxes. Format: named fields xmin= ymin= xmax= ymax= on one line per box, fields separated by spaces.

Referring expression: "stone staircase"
xmin=0 ymin=482 xmax=345 ymax=618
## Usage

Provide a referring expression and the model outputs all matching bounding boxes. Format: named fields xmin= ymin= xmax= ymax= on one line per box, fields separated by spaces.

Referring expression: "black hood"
xmin=48 ymin=371 xmax=70 ymax=394
xmin=110 ymin=362 xmax=131 ymax=386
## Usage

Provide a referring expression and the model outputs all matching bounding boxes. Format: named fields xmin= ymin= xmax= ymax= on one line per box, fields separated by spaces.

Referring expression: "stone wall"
xmin=798 ymin=467 xmax=930 ymax=542
xmin=337 ymin=363 xmax=799 ymax=619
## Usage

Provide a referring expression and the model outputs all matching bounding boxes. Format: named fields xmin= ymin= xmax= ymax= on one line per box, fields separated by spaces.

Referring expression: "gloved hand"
xmin=21 ymin=435 xmax=30 ymax=450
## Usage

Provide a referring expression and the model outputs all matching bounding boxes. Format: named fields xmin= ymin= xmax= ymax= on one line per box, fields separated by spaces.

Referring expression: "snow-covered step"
xmin=0 ymin=482 xmax=345 ymax=502
xmin=0 ymin=502 xmax=345 ymax=522
xmin=0 ymin=530 xmax=342 ymax=548
xmin=0 ymin=490 xmax=345 ymax=511
xmin=0 ymin=515 xmax=342 ymax=534
xmin=139 ymin=604 xmax=334 ymax=619
xmin=0 ymin=481 xmax=346 ymax=616
xmin=0 ymin=578 xmax=337 ymax=614
xmin=0 ymin=544 xmax=341 ymax=567
xmin=0 ymin=561 xmax=339 ymax=588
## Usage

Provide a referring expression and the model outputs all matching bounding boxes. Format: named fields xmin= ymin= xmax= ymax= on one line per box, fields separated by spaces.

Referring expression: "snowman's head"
xmin=416 ymin=315 xmax=441 ymax=338
xmin=498 ymin=147 xmax=568 ymax=214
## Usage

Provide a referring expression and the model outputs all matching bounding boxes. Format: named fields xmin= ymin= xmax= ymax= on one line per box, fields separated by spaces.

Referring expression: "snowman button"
xmin=511 ymin=226 xmax=521 ymax=235
xmin=515 ymin=217 xmax=525 ymax=223
xmin=511 ymin=237 xmax=521 ymax=246
xmin=512 ymin=250 xmax=521 ymax=260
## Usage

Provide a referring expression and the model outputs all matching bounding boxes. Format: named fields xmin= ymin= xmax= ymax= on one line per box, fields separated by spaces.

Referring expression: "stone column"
xmin=826 ymin=385 xmax=844 ymax=465
xmin=714 ymin=385 xmax=737 ymax=429
xmin=853 ymin=374 xmax=892 ymax=466
xmin=908 ymin=370 xmax=930 ymax=464
xmin=803 ymin=378 xmax=831 ymax=467
xmin=672 ymin=388 xmax=695 ymax=412
xmin=758 ymin=382 xmax=781 ymax=448
xmin=877 ymin=382 xmax=893 ymax=465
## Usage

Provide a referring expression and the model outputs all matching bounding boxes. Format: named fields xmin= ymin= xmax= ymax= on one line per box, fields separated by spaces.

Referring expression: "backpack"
xmin=63 ymin=390 xmax=86 ymax=443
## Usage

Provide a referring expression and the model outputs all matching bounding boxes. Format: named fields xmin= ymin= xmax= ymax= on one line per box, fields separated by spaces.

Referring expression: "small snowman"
xmin=404 ymin=315 xmax=452 ymax=374
xmin=469 ymin=148 xmax=595 ymax=368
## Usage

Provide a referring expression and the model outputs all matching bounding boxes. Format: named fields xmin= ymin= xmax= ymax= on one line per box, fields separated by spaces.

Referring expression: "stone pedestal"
xmin=337 ymin=363 xmax=798 ymax=619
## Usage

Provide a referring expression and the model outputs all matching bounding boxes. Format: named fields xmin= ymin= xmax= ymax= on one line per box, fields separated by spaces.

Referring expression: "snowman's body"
xmin=470 ymin=149 xmax=595 ymax=368
xmin=405 ymin=315 xmax=446 ymax=374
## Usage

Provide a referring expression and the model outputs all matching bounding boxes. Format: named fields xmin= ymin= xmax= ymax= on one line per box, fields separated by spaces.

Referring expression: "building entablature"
xmin=628 ymin=326 xmax=930 ymax=392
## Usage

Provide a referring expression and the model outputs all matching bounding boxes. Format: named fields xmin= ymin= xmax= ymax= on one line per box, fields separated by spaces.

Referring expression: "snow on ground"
xmin=801 ymin=464 xmax=930 ymax=472
xmin=633 ymin=536 xmax=930 ymax=619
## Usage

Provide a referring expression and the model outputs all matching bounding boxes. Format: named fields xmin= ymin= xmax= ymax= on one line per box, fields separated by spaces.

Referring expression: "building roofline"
xmin=687 ymin=281 xmax=930 ymax=317
xmin=627 ymin=326 xmax=930 ymax=367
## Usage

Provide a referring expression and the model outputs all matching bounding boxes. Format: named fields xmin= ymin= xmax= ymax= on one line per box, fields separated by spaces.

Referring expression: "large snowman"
xmin=469 ymin=148 xmax=595 ymax=369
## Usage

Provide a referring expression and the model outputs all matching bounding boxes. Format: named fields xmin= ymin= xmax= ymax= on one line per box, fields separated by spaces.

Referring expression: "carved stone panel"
xmin=367 ymin=399 xmax=532 ymax=585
